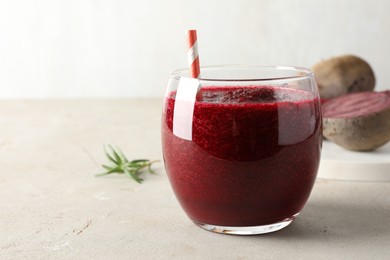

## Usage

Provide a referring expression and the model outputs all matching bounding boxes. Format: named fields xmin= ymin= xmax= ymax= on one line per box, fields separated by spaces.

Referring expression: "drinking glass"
xmin=161 ymin=65 xmax=322 ymax=235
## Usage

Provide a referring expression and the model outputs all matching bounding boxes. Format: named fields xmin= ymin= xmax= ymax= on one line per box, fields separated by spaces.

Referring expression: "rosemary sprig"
xmin=96 ymin=145 xmax=158 ymax=183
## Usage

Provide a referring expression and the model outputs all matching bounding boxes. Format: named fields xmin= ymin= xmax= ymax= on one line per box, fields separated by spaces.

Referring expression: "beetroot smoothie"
xmin=162 ymin=86 xmax=322 ymax=227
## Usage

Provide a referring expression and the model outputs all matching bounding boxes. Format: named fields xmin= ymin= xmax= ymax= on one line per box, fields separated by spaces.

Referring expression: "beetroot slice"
xmin=323 ymin=91 xmax=390 ymax=118
xmin=322 ymin=90 xmax=390 ymax=151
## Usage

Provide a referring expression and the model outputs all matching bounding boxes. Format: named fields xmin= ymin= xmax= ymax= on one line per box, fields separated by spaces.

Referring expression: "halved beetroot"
xmin=322 ymin=91 xmax=390 ymax=151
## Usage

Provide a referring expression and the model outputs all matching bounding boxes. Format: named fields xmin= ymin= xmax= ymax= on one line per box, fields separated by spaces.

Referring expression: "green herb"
xmin=96 ymin=145 xmax=158 ymax=183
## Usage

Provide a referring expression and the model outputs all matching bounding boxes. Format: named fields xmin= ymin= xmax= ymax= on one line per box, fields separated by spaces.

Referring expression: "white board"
xmin=318 ymin=140 xmax=390 ymax=181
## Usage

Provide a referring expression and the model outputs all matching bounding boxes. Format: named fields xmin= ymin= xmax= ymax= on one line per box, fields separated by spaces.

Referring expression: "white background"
xmin=0 ymin=0 xmax=389 ymax=99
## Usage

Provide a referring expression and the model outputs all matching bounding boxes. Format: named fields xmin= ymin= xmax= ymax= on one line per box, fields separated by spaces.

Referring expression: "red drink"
xmin=162 ymin=86 xmax=322 ymax=227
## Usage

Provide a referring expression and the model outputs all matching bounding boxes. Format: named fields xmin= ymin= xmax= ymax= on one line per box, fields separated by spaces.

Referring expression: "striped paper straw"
xmin=186 ymin=30 xmax=200 ymax=78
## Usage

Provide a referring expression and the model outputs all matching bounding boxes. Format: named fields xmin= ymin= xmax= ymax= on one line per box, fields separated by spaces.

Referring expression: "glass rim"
xmin=170 ymin=64 xmax=314 ymax=82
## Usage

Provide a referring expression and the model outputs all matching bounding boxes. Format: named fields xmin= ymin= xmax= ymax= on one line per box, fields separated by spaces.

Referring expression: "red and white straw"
xmin=186 ymin=30 xmax=200 ymax=78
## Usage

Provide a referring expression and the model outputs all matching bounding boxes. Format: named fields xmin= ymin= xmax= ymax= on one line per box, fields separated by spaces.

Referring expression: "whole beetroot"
xmin=313 ymin=55 xmax=375 ymax=99
xmin=322 ymin=91 xmax=390 ymax=151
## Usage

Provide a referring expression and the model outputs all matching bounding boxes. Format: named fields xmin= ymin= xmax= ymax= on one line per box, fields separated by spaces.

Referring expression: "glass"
xmin=161 ymin=65 xmax=322 ymax=235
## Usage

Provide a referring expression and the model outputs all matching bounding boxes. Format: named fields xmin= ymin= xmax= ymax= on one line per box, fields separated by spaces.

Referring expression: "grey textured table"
xmin=0 ymin=99 xmax=389 ymax=259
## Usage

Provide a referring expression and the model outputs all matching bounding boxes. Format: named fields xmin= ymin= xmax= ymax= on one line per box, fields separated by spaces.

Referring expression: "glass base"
xmin=194 ymin=215 xmax=297 ymax=235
